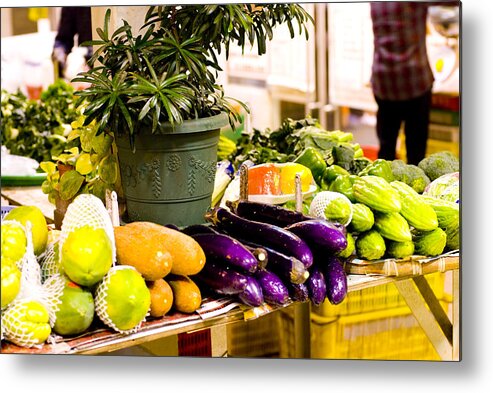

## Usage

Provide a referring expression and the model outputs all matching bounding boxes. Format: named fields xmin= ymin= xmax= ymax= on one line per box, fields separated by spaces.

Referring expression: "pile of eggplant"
xmin=183 ymin=200 xmax=349 ymax=309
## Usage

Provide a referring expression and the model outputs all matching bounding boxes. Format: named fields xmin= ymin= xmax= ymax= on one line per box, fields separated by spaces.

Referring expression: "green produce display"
xmin=348 ymin=203 xmax=374 ymax=233
xmin=445 ymin=226 xmax=460 ymax=251
xmin=374 ymin=212 xmax=412 ymax=242
xmin=385 ymin=240 xmax=415 ymax=259
xmin=358 ymin=159 xmax=394 ymax=182
xmin=329 ymin=174 xmax=357 ymax=202
xmin=391 ymin=160 xmax=431 ymax=194
xmin=353 ymin=176 xmax=402 ymax=213
xmin=1 ymin=257 xmax=21 ymax=309
xmin=1 ymin=80 xmax=78 ymax=163
xmin=390 ymin=181 xmax=438 ymax=231
xmin=418 ymin=151 xmax=460 ymax=181
xmin=413 ymin=228 xmax=447 ymax=257
xmin=336 ymin=232 xmax=355 ymax=259
xmin=294 ymin=146 xmax=327 ymax=184
xmin=355 ymin=230 xmax=386 ymax=261
xmin=421 ymin=195 xmax=459 ymax=230
xmin=321 ymin=164 xmax=350 ymax=189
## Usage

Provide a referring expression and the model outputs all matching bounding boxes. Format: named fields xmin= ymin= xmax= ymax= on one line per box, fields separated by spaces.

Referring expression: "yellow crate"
xmin=314 ymin=272 xmax=446 ymax=318
xmin=279 ymin=305 xmax=445 ymax=360
xmin=226 ymin=312 xmax=281 ymax=358
xmin=279 ymin=272 xmax=449 ymax=360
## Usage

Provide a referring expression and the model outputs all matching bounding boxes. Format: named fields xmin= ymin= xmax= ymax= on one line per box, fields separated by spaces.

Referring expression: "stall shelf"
xmin=0 ymin=186 xmax=460 ymax=360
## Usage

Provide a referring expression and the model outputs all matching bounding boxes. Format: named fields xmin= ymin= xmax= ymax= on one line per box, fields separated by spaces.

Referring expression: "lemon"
xmin=96 ymin=266 xmax=151 ymax=332
xmin=1 ymin=257 xmax=22 ymax=309
xmin=54 ymin=278 xmax=95 ymax=336
xmin=2 ymin=300 xmax=52 ymax=346
xmin=61 ymin=225 xmax=113 ymax=287
xmin=1 ymin=221 xmax=27 ymax=263
xmin=4 ymin=206 xmax=48 ymax=256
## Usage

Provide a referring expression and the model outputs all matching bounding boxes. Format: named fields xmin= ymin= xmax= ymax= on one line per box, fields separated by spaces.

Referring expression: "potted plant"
xmin=73 ymin=4 xmax=313 ymax=226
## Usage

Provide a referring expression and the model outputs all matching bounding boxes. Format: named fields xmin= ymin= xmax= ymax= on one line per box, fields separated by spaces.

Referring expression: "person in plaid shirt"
xmin=370 ymin=1 xmax=457 ymax=165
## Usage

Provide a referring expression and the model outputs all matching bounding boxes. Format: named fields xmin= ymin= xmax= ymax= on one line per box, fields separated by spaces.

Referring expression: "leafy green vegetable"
xmin=1 ymin=80 xmax=78 ymax=163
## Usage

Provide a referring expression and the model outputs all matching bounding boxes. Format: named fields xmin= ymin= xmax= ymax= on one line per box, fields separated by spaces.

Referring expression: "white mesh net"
xmin=94 ymin=265 xmax=149 ymax=335
xmin=58 ymin=194 xmax=116 ymax=268
xmin=309 ymin=191 xmax=353 ymax=226
xmin=40 ymin=241 xmax=63 ymax=283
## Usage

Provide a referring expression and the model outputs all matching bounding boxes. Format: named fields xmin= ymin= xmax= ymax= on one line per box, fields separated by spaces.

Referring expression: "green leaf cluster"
xmin=40 ymin=113 xmax=122 ymax=204
xmin=73 ymin=5 xmax=313 ymax=150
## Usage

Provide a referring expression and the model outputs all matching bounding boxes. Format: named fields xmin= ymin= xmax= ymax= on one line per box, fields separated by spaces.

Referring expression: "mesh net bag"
xmin=39 ymin=241 xmax=62 ymax=284
xmin=309 ymin=191 xmax=353 ymax=226
xmin=95 ymin=265 xmax=150 ymax=335
xmin=58 ymin=194 xmax=116 ymax=268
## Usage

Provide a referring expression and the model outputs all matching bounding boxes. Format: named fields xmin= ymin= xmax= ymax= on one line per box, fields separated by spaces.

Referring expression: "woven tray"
xmin=343 ymin=250 xmax=460 ymax=277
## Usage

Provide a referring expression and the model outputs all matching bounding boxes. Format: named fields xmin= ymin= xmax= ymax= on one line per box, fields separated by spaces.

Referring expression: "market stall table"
xmin=0 ymin=186 xmax=460 ymax=360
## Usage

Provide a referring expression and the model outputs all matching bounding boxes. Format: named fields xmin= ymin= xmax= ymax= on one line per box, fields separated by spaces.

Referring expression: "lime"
xmin=4 ymin=206 xmax=48 ymax=256
xmin=1 ymin=257 xmax=22 ymax=309
xmin=54 ymin=278 xmax=95 ymax=336
xmin=61 ymin=225 xmax=113 ymax=287
xmin=1 ymin=221 xmax=27 ymax=263
xmin=96 ymin=266 xmax=151 ymax=332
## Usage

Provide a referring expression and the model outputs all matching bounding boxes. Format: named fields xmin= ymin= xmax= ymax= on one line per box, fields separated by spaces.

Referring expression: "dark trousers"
xmin=374 ymin=89 xmax=432 ymax=165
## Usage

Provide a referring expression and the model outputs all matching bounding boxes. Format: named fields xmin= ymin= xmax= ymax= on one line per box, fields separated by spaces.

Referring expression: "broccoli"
xmin=406 ymin=164 xmax=431 ymax=194
xmin=418 ymin=151 xmax=460 ymax=181
xmin=390 ymin=160 xmax=430 ymax=193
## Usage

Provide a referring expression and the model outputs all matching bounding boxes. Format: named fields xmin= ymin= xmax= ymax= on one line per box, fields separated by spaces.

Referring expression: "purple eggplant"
xmin=182 ymin=224 xmax=219 ymax=236
xmin=306 ymin=265 xmax=327 ymax=306
xmin=254 ymin=269 xmax=290 ymax=306
xmin=189 ymin=232 xmax=259 ymax=273
xmin=245 ymin=246 xmax=269 ymax=270
xmin=286 ymin=219 xmax=347 ymax=254
xmin=287 ymin=282 xmax=309 ymax=303
xmin=194 ymin=261 xmax=248 ymax=295
xmin=231 ymin=239 xmax=309 ymax=285
xmin=227 ymin=200 xmax=311 ymax=226
xmin=206 ymin=207 xmax=313 ymax=268
xmin=323 ymin=256 xmax=348 ymax=305
xmin=238 ymin=276 xmax=264 ymax=307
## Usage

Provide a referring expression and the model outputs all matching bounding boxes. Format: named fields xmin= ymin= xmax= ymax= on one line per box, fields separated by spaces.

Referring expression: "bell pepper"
xmin=294 ymin=147 xmax=327 ymax=186
xmin=329 ymin=174 xmax=358 ymax=203
xmin=358 ymin=159 xmax=395 ymax=182
xmin=321 ymin=164 xmax=350 ymax=189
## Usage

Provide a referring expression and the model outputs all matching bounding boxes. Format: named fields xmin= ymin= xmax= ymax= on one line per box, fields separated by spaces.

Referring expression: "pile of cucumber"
xmin=182 ymin=201 xmax=349 ymax=309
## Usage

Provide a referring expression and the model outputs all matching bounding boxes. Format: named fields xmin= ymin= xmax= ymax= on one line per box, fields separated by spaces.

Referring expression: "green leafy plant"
xmin=40 ymin=113 xmax=122 ymax=204
xmin=1 ymin=80 xmax=78 ymax=163
xmin=73 ymin=5 xmax=313 ymax=149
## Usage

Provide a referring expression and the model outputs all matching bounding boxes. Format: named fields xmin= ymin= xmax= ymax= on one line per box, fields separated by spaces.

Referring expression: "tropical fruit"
xmin=1 ymin=299 xmax=51 ymax=347
xmin=4 ymin=205 xmax=48 ymax=256
xmin=53 ymin=278 xmax=95 ymax=336
xmin=61 ymin=225 xmax=113 ymax=287
xmin=355 ymin=230 xmax=386 ymax=261
xmin=95 ymin=266 xmax=151 ymax=333
xmin=1 ymin=257 xmax=22 ymax=309
xmin=114 ymin=225 xmax=173 ymax=281
xmin=413 ymin=228 xmax=447 ymax=257
xmin=117 ymin=222 xmax=205 ymax=276
xmin=386 ymin=240 xmax=415 ymax=259
xmin=168 ymin=275 xmax=202 ymax=314
xmin=1 ymin=221 xmax=27 ymax=264
xmin=147 ymin=279 xmax=174 ymax=318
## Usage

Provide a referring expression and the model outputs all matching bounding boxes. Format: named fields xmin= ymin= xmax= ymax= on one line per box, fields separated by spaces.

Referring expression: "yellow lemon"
xmin=4 ymin=206 xmax=48 ymax=256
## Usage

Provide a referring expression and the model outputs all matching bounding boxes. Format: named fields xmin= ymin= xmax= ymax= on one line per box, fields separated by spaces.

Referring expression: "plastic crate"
xmin=1 ymin=205 xmax=15 ymax=220
xmin=226 ymin=312 xmax=281 ymax=358
xmin=314 ymin=272 xmax=446 ymax=318
xmin=279 ymin=272 xmax=449 ymax=360
xmin=279 ymin=305 xmax=445 ymax=360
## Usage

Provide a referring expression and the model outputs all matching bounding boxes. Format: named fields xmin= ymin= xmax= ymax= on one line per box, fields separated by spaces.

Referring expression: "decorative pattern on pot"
xmin=122 ymin=158 xmax=162 ymax=199
xmin=188 ymin=155 xmax=217 ymax=196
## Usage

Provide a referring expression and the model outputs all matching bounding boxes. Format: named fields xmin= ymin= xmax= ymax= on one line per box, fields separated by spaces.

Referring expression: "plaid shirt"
xmin=370 ymin=2 xmax=435 ymax=101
